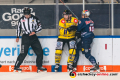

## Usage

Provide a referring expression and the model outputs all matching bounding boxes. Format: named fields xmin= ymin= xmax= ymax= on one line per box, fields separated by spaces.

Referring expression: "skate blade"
xmin=13 ymin=70 xmax=16 ymax=72
xmin=67 ymin=69 xmax=69 ymax=72
xmin=37 ymin=70 xmax=47 ymax=73
xmin=73 ymin=68 xmax=77 ymax=72
xmin=90 ymin=69 xmax=100 ymax=73
xmin=43 ymin=71 xmax=47 ymax=72
xmin=13 ymin=70 xmax=22 ymax=73
xmin=97 ymin=69 xmax=100 ymax=73
xmin=55 ymin=70 xmax=58 ymax=72
xmin=18 ymin=71 xmax=22 ymax=73
xmin=67 ymin=69 xmax=73 ymax=72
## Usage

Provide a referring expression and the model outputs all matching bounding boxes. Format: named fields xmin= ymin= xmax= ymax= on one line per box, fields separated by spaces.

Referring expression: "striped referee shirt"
xmin=16 ymin=14 xmax=42 ymax=38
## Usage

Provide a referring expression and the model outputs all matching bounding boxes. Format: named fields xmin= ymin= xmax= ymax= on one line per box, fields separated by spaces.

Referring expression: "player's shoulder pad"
xmin=59 ymin=18 xmax=66 ymax=24
xmin=71 ymin=17 xmax=78 ymax=23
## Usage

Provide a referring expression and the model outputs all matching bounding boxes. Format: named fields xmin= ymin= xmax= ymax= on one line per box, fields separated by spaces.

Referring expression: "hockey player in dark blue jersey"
xmin=73 ymin=10 xmax=99 ymax=72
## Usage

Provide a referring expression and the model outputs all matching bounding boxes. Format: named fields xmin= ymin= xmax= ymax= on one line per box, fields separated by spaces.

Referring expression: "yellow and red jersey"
xmin=58 ymin=17 xmax=78 ymax=39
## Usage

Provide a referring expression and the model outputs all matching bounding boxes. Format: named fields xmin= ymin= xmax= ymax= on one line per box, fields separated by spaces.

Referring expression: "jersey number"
xmin=89 ymin=26 xmax=94 ymax=32
xmin=64 ymin=29 xmax=67 ymax=34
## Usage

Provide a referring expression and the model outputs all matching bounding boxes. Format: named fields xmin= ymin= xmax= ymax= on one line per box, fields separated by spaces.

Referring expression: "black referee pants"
xmin=14 ymin=34 xmax=43 ymax=68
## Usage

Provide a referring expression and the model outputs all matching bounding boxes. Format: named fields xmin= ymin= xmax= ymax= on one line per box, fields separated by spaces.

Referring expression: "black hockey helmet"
xmin=23 ymin=7 xmax=31 ymax=15
xmin=63 ymin=10 xmax=72 ymax=15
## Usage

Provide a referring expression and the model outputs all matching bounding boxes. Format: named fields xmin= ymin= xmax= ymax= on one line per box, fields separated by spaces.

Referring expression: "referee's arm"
xmin=30 ymin=18 xmax=42 ymax=36
xmin=34 ymin=18 xmax=42 ymax=33
xmin=16 ymin=19 xmax=21 ymax=42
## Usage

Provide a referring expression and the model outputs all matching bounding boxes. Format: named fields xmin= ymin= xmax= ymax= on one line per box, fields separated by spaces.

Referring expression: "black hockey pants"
xmin=14 ymin=34 xmax=43 ymax=68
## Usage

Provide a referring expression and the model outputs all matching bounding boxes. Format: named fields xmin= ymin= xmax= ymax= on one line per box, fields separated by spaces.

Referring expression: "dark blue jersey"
xmin=77 ymin=18 xmax=94 ymax=38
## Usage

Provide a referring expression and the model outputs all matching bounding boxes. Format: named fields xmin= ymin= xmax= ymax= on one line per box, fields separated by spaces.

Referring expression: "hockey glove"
xmin=67 ymin=26 xmax=77 ymax=32
xmin=75 ymin=31 xmax=81 ymax=39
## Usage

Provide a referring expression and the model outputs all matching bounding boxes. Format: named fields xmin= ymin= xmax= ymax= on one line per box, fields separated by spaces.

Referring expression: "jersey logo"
xmin=22 ymin=20 xmax=25 ymax=22
xmin=85 ymin=21 xmax=90 ymax=24
xmin=74 ymin=19 xmax=78 ymax=23
xmin=85 ymin=20 xmax=94 ymax=25
xmin=31 ymin=20 xmax=34 ymax=23
xmin=61 ymin=19 xmax=65 ymax=24
xmin=32 ymin=20 xmax=34 ymax=22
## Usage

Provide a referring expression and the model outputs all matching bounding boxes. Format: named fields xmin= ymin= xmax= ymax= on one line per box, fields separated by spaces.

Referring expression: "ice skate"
xmin=72 ymin=61 xmax=77 ymax=72
xmin=37 ymin=67 xmax=47 ymax=73
xmin=54 ymin=64 xmax=60 ymax=72
xmin=13 ymin=68 xmax=22 ymax=73
xmin=90 ymin=64 xmax=100 ymax=73
xmin=67 ymin=64 xmax=73 ymax=72
xmin=73 ymin=67 xmax=77 ymax=72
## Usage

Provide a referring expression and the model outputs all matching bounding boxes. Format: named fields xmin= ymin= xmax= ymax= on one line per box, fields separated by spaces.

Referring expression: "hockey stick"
xmin=59 ymin=0 xmax=79 ymax=19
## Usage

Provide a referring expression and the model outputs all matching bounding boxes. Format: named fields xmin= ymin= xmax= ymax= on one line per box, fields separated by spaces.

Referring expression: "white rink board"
xmin=0 ymin=38 xmax=57 ymax=65
xmin=60 ymin=38 xmax=112 ymax=65
xmin=113 ymin=38 xmax=120 ymax=65
xmin=0 ymin=38 xmax=116 ymax=66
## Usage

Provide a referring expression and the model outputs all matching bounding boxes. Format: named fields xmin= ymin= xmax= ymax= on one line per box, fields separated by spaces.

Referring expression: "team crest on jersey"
xmin=74 ymin=19 xmax=78 ymax=23
xmin=22 ymin=20 xmax=25 ymax=22
xmin=61 ymin=19 xmax=65 ymax=24
xmin=31 ymin=20 xmax=34 ymax=23
xmin=85 ymin=20 xmax=94 ymax=25
xmin=32 ymin=20 xmax=34 ymax=22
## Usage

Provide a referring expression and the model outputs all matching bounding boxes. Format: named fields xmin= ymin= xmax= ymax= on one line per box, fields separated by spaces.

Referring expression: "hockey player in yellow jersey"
xmin=54 ymin=10 xmax=78 ymax=72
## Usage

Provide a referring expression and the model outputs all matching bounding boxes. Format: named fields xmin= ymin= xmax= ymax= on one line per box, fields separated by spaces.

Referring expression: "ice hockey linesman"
xmin=73 ymin=10 xmax=99 ymax=72
xmin=14 ymin=7 xmax=47 ymax=73
xmin=54 ymin=10 xmax=78 ymax=72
